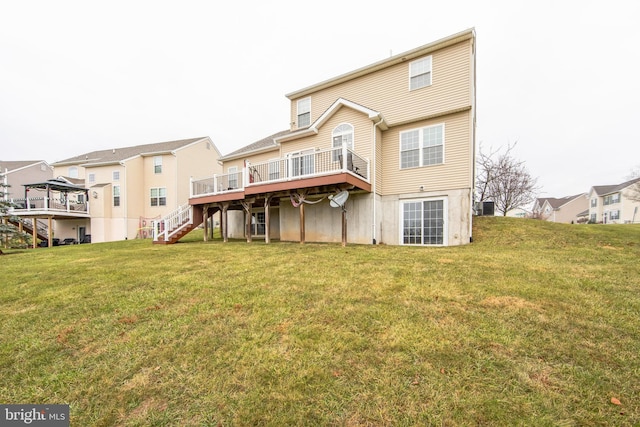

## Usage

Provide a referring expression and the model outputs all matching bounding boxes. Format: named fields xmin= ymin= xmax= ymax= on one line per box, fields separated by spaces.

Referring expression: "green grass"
xmin=1 ymin=217 xmax=639 ymax=426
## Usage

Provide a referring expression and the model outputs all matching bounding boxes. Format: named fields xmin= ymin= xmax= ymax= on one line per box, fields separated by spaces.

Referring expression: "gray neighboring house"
xmin=1 ymin=161 xmax=54 ymax=240
xmin=588 ymin=177 xmax=640 ymax=224
xmin=532 ymin=193 xmax=588 ymax=223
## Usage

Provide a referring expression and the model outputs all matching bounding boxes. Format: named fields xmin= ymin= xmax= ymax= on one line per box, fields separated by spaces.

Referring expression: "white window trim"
xmin=113 ymin=185 xmax=121 ymax=207
xmin=399 ymin=196 xmax=448 ymax=246
xmin=332 ymin=123 xmax=354 ymax=161
xmin=399 ymin=123 xmax=445 ymax=169
xmin=409 ymin=56 xmax=432 ymax=90
xmin=150 ymin=187 xmax=167 ymax=207
xmin=112 ymin=171 xmax=120 ymax=181
xmin=296 ymin=97 xmax=311 ymax=128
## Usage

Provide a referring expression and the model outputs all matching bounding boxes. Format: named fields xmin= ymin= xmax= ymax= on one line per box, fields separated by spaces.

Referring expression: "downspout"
xmin=372 ymin=118 xmax=383 ymax=245
xmin=121 ymin=161 xmax=127 ymax=239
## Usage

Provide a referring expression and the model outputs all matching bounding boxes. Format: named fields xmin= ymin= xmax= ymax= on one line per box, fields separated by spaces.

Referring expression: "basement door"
xmin=401 ymin=198 xmax=447 ymax=245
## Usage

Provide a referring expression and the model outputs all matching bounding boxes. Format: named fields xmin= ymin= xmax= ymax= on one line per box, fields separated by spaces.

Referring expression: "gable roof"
xmin=286 ymin=28 xmax=475 ymax=100
xmin=0 ymin=160 xmax=49 ymax=174
xmin=591 ymin=177 xmax=640 ymax=196
xmin=535 ymin=193 xmax=586 ymax=210
xmin=275 ymin=98 xmax=387 ymax=143
xmin=52 ymin=137 xmax=210 ymax=167
xmin=220 ymin=130 xmax=291 ymax=161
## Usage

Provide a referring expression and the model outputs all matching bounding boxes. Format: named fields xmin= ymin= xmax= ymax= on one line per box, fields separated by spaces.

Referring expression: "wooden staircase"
xmin=152 ymin=204 xmax=205 ymax=245
xmin=9 ymin=218 xmax=48 ymax=241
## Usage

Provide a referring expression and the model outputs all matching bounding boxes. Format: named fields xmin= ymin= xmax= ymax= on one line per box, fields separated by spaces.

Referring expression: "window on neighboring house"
xmin=400 ymin=124 xmax=444 ymax=169
xmin=69 ymin=166 xmax=78 ymax=178
xmin=610 ymin=210 xmax=620 ymax=220
xmin=410 ymin=56 xmax=432 ymax=90
xmin=591 ymin=198 xmax=597 ymax=207
xmin=590 ymin=213 xmax=597 ymax=223
xmin=154 ymin=156 xmax=162 ymax=174
xmin=113 ymin=185 xmax=121 ymax=207
xmin=297 ymin=97 xmax=311 ymax=128
xmin=604 ymin=193 xmax=620 ymax=205
xmin=268 ymin=159 xmax=280 ymax=181
xmin=113 ymin=171 xmax=120 ymax=181
xmin=150 ymin=187 xmax=166 ymax=206
xmin=402 ymin=198 xmax=446 ymax=245
xmin=77 ymin=194 xmax=85 ymax=203
xmin=332 ymin=123 xmax=354 ymax=162
xmin=88 ymin=173 xmax=96 ymax=183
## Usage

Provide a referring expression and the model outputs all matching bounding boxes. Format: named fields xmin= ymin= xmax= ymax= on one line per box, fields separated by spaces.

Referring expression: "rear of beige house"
xmin=52 ymin=137 xmax=221 ymax=243
xmin=187 ymin=29 xmax=476 ymax=246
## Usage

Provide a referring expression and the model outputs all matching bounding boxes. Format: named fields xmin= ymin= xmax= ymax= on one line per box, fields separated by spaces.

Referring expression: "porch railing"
xmin=8 ymin=197 xmax=90 ymax=214
xmin=191 ymin=146 xmax=369 ymax=198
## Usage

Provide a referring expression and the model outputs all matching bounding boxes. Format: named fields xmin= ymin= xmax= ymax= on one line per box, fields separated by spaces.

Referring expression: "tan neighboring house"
xmin=37 ymin=137 xmax=221 ymax=244
xmin=158 ymin=29 xmax=476 ymax=246
xmin=1 ymin=160 xmax=54 ymax=240
xmin=532 ymin=193 xmax=588 ymax=223
xmin=588 ymin=177 xmax=640 ymax=224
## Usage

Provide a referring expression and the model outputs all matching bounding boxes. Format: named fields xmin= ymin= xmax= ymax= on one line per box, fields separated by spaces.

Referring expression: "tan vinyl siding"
xmin=381 ymin=110 xmax=471 ymax=195
xmin=289 ymin=39 xmax=473 ymax=130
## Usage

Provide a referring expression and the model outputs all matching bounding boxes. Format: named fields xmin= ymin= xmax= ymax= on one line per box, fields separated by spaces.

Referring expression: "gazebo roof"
xmin=25 ymin=178 xmax=87 ymax=192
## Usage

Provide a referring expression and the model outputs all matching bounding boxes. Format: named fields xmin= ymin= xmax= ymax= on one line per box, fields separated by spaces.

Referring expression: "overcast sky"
xmin=1 ymin=0 xmax=638 ymax=197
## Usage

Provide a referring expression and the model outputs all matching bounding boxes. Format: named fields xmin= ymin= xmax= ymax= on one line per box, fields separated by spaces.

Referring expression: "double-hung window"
xmin=150 ymin=187 xmax=166 ymax=206
xmin=332 ymin=123 xmax=354 ymax=162
xmin=400 ymin=124 xmax=444 ymax=169
xmin=154 ymin=156 xmax=162 ymax=174
xmin=227 ymin=166 xmax=238 ymax=189
xmin=297 ymin=97 xmax=311 ymax=128
xmin=113 ymin=185 xmax=121 ymax=207
xmin=401 ymin=198 xmax=447 ymax=245
xmin=113 ymin=171 xmax=120 ymax=181
xmin=410 ymin=56 xmax=432 ymax=90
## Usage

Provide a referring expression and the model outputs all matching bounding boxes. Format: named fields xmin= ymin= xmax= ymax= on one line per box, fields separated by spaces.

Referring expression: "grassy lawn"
xmin=1 ymin=217 xmax=639 ymax=426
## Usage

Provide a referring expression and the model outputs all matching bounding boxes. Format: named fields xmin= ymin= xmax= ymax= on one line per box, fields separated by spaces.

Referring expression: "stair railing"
xmin=152 ymin=204 xmax=193 ymax=242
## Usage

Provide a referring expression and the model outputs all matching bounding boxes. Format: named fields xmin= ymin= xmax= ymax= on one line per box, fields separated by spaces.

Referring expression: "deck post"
xmin=221 ymin=203 xmax=229 ymax=243
xmin=300 ymin=202 xmax=305 ymax=244
xmin=32 ymin=218 xmax=37 ymax=249
xmin=264 ymin=195 xmax=272 ymax=244
xmin=203 ymin=205 xmax=209 ymax=242
xmin=342 ymin=207 xmax=347 ymax=247
xmin=241 ymin=200 xmax=252 ymax=243
xmin=47 ymin=216 xmax=53 ymax=247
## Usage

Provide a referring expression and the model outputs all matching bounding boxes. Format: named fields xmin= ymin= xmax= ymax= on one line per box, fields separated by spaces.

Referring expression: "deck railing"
xmin=8 ymin=197 xmax=89 ymax=214
xmin=191 ymin=147 xmax=369 ymax=198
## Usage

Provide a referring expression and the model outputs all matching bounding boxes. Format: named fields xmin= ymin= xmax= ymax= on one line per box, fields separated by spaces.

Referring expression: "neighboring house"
xmin=159 ymin=29 xmax=476 ymax=246
xmin=532 ymin=193 xmax=588 ymax=223
xmin=0 ymin=160 xmax=54 ymax=240
xmin=8 ymin=137 xmax=221 ymax=245
xmin=587 ymin=177 xmax=640 ymax=224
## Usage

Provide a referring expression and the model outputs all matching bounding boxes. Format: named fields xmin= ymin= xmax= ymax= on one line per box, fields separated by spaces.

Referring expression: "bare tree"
xmin=476 ymin=143 xmax=540 ymax=216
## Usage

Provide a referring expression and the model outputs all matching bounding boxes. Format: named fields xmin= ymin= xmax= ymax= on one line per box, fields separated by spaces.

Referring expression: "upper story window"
xmin=400 ymin=123 xmax=444 ymax=169
xmin=88 ymin=173 xmax=96 ymax=183
xmin=68 ymin=166 xmax=78 ymax=178
xmin=113 ymin=185 xmax=121 ymax=207
xmin=332 ymin=123 xmax=354 ymax=161
xmin=590 ymin=198 xmax=597 ymax=208
xmin=154 ymin=156 xmax=162 ymax=174
xmin=410 ymin=56 xmax=432 ymax=90
xmin=113 ymin=171 xmax=120 ymax=181
xmin=297 ymin=97 xmax=311 ymax=128
xmin=603 ymin=193 xmax=620 ymax=205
